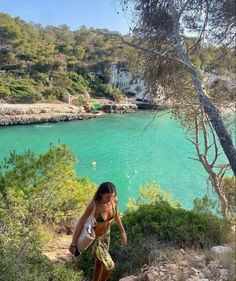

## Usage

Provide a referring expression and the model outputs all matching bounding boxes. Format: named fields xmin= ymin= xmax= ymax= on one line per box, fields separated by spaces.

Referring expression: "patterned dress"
xmin=88 ymin=229 xmax=114 ymax=271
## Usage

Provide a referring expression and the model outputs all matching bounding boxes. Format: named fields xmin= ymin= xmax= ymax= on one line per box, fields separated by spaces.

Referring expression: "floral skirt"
xmin=87 ymin=230 xmax=114 ymax=271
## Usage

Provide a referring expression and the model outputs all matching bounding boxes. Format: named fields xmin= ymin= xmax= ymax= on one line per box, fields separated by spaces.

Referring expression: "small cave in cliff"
xmin=125 ymin=91 xmax=136 ymax=97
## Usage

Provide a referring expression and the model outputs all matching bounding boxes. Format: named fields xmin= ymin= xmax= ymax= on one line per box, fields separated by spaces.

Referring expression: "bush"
xmin=51 ymin=72 xmax=72 ymax=88
xmin=9 ymin=80 xmax=42 ymax=103
xmin=68 ymin=72 xmax=88 ymax=94
xmin=42 ymin=87 xmax=67 ymax=100
xmin=127 ymin=180 xmax=181 ymax=210
xmin=72 ymin=95 xmax=89 ymax=106
xmin=0 ymin=87 xmax=10 ymax=98
xmin=87 ymin=72 xmax=124 ymax=101
xmin=0 ymin=209 xmax=84 ymax=281
xmin=92 ymin=83 xmax=124 ymax=101
xmin=0 ymin=144 xmax=96 ymax=230
xmin=222 ymin=176 xmax=236 ymax=218
xmin=192 ymin=194 xmax=220 ymax=216
xmin=9 ymin=90 xmax=43 ymax=103
xmin=125 ymin=202 xmax=231 ymax=247
xmin=0 ymin=145 xmax=96 ymax=281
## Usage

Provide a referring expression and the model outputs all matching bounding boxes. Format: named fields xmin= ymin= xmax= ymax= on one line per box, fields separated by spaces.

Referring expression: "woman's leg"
xmin=99 ymin=261 xmax=115 ymax=281
xmin=92 ymin=259 xmax=103 ymax=281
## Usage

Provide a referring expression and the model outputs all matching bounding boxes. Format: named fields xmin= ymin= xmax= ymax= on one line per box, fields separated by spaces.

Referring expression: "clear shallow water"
xmin=0 ymin=111 xmax=230 ymax=210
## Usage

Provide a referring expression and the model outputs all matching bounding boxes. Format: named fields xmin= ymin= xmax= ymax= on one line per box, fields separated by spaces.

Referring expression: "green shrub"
xmin=0 ymin=144 xmax=96 ymax=230
xmin=0 ymin=87 xmax=10 ymax=98
xmin=221 ymin=176 xmax=236 ymax=216
xmin=52 ymin=264 xmax=84 ymax=281
xmin=51 ymin=72 xmax=72 ymax=88
xmin=87 ymin=72 xmax=124 ymax=101
xmin=9 ymin=80 xmax=42 ymax=103
xmin=0 ymin=145 xmax=95 ymax=281
xmin=42 ymin=87 xmax=67 ymax=100
xmin=109 ymin=86 xmax=125 ymax=101
xmin=192 ymin=179 xmax=236 ymax=219
xmin=127 ymin=180 xmax=181 ymax=210
xmin=124 ymin=202 xmax=231 ymax=247
xmin=68 ymin=72 xmax=88 ymax=94
xmin=92 ymin=83 xmax=124 ymax=101
xmin=0 ymin=209 xmax=84 ymax=281
xmin=9 ymin=90 xmax=43 ymax=103
xmin=192 ymin=194 xmax=220 ymax=216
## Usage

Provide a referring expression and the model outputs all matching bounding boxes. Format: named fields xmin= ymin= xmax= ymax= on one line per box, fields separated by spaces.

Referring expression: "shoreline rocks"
xmin=0 ymin=103 xmax=96 ymax=126
xmin=100 ymin=103 xmax=138 ymax=113
xmin=0 ymin=102 xmax=138 ymax=126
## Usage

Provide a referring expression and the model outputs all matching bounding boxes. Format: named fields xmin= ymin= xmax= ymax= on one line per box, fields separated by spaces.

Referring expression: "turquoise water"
xmin=0 ymin=111 xmax=229 ymax=210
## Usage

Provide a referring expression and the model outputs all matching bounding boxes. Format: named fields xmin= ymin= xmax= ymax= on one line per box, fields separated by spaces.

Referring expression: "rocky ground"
xmin=43 ymin=234 xmax=235 ymax=281
xmin=100 ymin=102 xmax=138 ymax=113
xmin=120 ymin=245 xmax=235 ymax=281
xmin=0 ymin=102 xmax=138 ymax=125
xmin=43 ymin=234 xmax=72 ymax=264
xmin=0 ymin=103 xmax=96 ymax=125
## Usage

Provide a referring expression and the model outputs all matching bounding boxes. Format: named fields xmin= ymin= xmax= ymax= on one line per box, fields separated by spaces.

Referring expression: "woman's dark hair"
xmin=94 ymin=182 xmax=116 ymax=201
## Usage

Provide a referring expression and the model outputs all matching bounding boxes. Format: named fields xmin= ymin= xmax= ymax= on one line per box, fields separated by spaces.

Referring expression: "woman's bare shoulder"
xmin=85 ymin=200 xmax=96 ymax=213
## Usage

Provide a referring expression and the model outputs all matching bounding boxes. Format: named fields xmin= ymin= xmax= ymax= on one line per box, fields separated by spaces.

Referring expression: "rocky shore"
xmin=0 ymin=102 xmax=138 ymax=126
xmin=0 ymin=103 xmax=96 ymax=126
xmin=100 ymin=102 xmax=138 ymax=113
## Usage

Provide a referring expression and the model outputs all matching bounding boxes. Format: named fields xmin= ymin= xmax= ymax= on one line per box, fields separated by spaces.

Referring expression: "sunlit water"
xmin=0 ymin=111 xmax=233 ymax=210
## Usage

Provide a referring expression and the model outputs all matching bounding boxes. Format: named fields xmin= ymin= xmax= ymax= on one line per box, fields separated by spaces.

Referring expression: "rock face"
xmin=110 ymin=64 xmax=166 ymax=105
xmin=110 ymin=64 xmax=236 ymax=108
xmin=100 ymin=103 xmax=138 ymax=113
xmin=110 ymin=64 xmax=149 ymax=100
xmin=0 ymin=103 xmax=96 ymax=126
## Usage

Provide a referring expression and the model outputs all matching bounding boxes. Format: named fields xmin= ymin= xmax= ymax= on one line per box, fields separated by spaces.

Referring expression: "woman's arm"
xmin=69 ymin=200 xmax=95 ymax=254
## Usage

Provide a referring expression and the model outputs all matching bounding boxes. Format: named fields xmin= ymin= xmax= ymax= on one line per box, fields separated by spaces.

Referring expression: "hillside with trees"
xmin=0 ymin=13 xmax=235 ymax=105
xmin=0 ymin=13 xmax=137 ymax=103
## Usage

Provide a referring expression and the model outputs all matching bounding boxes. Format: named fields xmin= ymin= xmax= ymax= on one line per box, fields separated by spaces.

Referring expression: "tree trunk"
xmin=169 ymin=0 xmax=236 ymax=175
xmin=180 ymin=50 xmax=236 ymax=175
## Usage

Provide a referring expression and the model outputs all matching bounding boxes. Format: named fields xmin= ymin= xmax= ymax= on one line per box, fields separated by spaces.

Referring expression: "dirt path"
xmin=43 ymin=234 xmax=73 ymax=263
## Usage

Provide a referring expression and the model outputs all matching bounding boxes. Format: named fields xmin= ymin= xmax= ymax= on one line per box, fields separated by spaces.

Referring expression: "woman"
xmin=69 ymin=182 xmax=127 ymax=281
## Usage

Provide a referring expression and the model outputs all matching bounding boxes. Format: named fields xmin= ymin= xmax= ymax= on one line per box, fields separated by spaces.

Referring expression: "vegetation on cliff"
xmin=0 ymin=13 xmax=136 ymax=103
xmin=0 ymin=13 xmax=235 ymax=105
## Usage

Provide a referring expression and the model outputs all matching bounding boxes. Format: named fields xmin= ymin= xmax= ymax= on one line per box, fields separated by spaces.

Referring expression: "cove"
xmin=0 ymin=111 xmax=229 ymax=211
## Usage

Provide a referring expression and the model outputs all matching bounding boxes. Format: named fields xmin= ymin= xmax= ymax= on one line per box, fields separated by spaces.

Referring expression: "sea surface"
xmin=0 ymin=111 xmax=233 ymax=210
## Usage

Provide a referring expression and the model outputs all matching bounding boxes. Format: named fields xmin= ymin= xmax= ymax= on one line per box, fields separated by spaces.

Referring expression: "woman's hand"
xmin=121 ymin=232 xmax=127 ymax=245
xmin=69 ymin=244 xmax=77 ymax=255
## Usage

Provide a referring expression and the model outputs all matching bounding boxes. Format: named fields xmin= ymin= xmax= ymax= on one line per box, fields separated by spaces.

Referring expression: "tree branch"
xmin=101 ymin=30 xmax=193 ymax=70
xmin=188 ymin=0 xmax=210 ymax=53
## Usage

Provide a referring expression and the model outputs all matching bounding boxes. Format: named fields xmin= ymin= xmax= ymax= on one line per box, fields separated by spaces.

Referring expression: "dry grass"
xmin=42 ymin=233 xmax=72 ymax=263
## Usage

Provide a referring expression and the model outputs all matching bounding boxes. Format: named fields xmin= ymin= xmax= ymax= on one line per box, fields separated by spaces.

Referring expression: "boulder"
xmin=211 ymin=246 xmax=232 ymax=256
